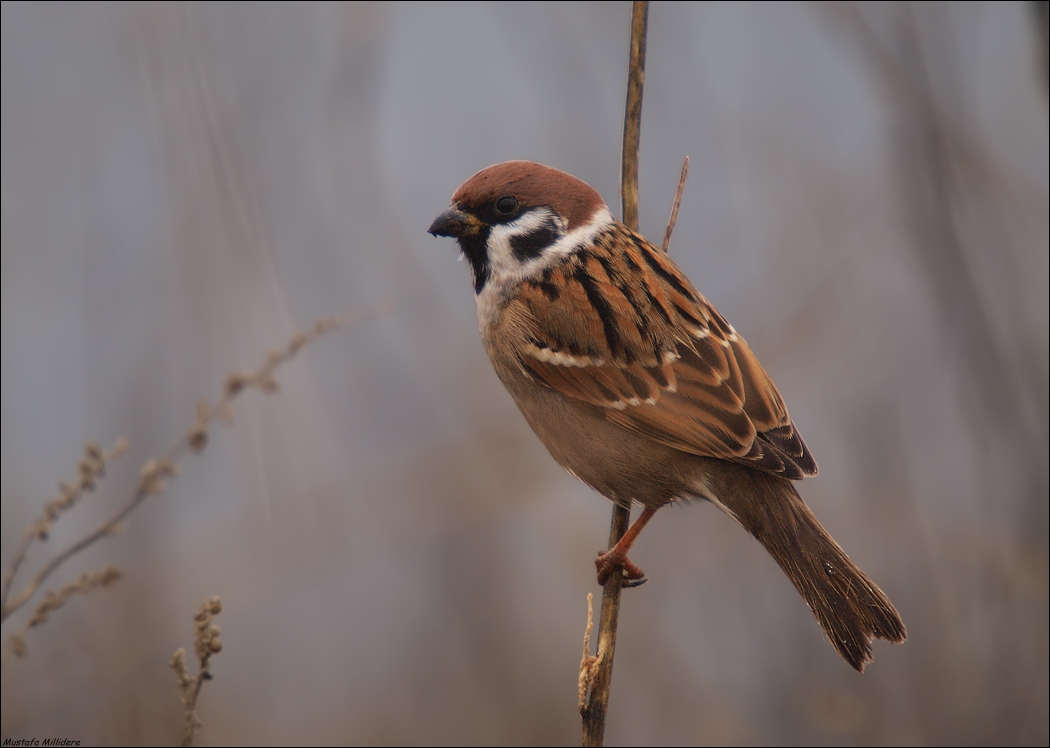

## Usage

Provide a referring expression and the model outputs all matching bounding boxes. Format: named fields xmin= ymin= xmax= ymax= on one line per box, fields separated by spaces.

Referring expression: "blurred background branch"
xmin=1 ymin=314 xmax=360 ymax=633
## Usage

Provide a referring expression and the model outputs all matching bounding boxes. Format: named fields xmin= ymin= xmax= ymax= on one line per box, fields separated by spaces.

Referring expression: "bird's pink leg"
xmin=596 ymin=505 xmax=658 ymax=588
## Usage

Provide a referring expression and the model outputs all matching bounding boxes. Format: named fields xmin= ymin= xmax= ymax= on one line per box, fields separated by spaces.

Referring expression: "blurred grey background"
xmin=2 ymin=1 xmax=1047 ymax=745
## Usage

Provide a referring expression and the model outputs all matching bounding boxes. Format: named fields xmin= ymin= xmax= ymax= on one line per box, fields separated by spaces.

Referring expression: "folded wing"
xmin=502 ymin=223 xmax=817 ymax=480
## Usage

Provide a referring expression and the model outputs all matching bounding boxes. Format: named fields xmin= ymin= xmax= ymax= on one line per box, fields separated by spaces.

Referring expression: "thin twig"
xmin=662 ymin=156 xmax=689 ymax=252
xmin=581 ymin=3 xmax=648 ymax=746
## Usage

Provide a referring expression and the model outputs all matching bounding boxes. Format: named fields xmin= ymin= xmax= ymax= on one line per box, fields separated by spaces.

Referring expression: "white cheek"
xmin=486 ymin=206 xmax=615 ymax=285
xmin=475 ymin=206 xmax=615 ymax=333
xmin=484 ymin=208 xmax=561 ymax=281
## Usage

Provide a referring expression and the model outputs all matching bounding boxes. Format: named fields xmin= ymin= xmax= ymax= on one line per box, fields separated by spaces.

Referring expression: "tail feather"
xmin=700 ymin=464 xmax=906 ymax=671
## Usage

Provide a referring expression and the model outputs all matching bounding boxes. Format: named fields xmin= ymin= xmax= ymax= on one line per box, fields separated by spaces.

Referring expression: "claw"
xmin=595 ymin=550 xmax=648 ymax=588
xmin=593 ymin=506 xmax=660 ymax=588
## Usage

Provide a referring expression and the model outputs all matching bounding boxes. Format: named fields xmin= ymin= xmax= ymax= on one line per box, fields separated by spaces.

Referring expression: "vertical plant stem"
xmin=581 ymin=3 xmax=648 ymax=746
xmin=580 ymin=504 xmax=633 ymax=746
xmin=620 ymin=1 xmax=648 ymax=232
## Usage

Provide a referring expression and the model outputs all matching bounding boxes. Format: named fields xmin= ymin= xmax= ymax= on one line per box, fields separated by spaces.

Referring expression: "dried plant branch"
xmin=581 ymin=3 xmax=648 ymax=746
xmin=662 ymin=156 xmax=690 ymax=252
xmin=1 ymin=309 xmax=384 ymax=629
xmin=1 ymin=439 xmax=129 ymax=613
xmin=3 ymin=565 xmax=123 ymax=662
xmin=578 ymin=593 xmax=598 ymax=711
xmin=171 ymin=596 xmax=223 ymax=747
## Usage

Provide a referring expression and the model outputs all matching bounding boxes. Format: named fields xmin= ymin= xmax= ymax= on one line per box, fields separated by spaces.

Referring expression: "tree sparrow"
xmin=429 ymin=161 xmax=905 ymax=671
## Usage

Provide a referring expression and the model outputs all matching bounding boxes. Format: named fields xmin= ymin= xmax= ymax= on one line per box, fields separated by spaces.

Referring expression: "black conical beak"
xmin=428 ymin=206 xmax=482 ymax=238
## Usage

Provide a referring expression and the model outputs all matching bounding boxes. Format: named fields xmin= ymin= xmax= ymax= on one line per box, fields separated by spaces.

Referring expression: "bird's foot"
xmin=595 ymin=550 xmax=648 ymax=588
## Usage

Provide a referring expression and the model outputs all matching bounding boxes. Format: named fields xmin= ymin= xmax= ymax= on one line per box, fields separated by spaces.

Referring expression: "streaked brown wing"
xmin=503 ymin=223 xmax=817 ymax=480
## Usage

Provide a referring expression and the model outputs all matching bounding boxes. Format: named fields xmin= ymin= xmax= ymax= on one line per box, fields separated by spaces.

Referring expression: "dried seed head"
xmin=188 ymin=425 xmax=209 ymax=453
xmin=224 ymin=372 xmax=250 ymax=396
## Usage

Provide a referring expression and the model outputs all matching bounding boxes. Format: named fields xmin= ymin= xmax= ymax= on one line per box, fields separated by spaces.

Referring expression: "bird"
xmin=428 ymin=160 xmax=905 ymax=671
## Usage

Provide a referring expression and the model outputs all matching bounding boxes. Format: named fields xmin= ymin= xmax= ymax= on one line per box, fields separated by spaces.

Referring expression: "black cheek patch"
xmin=510 ymin=218 xmax=561 ymax=261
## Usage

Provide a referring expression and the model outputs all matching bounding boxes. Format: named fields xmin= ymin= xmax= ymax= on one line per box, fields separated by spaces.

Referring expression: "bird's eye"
xmin=495 ymin=196 xmax=518 ymax=215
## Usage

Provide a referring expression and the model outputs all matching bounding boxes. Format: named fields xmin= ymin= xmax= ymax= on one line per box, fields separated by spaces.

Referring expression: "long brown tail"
xmin=699 ymin=461 xmax=906 ymax=671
